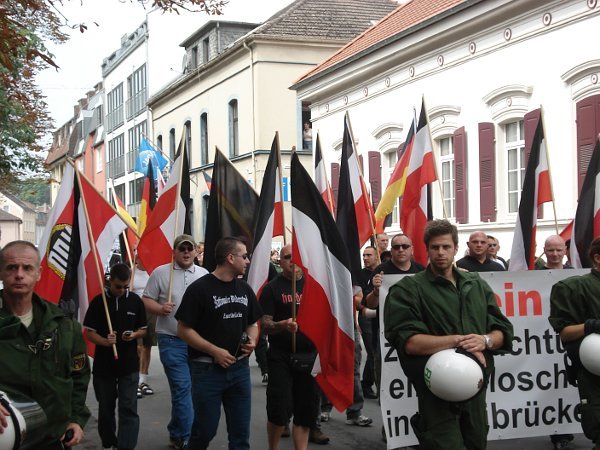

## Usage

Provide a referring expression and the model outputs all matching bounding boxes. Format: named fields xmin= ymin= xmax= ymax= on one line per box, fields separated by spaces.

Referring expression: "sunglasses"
xmin=391 ymin=244 xmax=412 ymax=250
xmin=281 ymin=254 xmax=292 ymax=260
xmin=177 ymin=245 xmax=194 ymax=252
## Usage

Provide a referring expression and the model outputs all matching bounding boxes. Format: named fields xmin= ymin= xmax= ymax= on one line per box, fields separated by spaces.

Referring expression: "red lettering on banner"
xmin=494 ymin=283 xmax=542 ymax=317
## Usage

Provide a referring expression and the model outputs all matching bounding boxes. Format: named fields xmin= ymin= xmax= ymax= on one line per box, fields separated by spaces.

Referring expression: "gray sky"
xmin=38 ymin=0 xmax=294 ymax=130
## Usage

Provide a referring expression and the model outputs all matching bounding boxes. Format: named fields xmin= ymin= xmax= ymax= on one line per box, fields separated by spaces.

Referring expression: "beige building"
xmin=147 ymin=0 xmax=398 ymax=240
xmin=0 ymin=210 xmax=22 ymax=249
xmin=0 ymin=190 xmax=37 ymax=244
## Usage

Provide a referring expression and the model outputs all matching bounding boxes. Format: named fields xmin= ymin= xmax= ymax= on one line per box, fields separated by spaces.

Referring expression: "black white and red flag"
xmin=137 ymin=133 xmax=191 ymax=274
xmin=290 ymin=152 xmax=355 ymax=411
xmin=509 ymin=109 xmax=553 ymax=271
xmin=247 ymin=134 xmax=285 ymax=297
xmin=571 ymin=138 xmax=600 ymax=268
xmin=314 ymin=134 xmax=335 ymax=216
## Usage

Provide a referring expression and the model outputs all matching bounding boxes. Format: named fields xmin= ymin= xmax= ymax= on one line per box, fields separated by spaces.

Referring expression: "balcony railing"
xmin=126 ymin=88 xmax=148 ymax=121
xmin=106 ymin=106 xmax=124 ymax=132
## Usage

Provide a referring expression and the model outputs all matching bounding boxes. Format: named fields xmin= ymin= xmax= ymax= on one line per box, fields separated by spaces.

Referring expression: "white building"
xmin=292 ymin=0 xmax=600 ymax=261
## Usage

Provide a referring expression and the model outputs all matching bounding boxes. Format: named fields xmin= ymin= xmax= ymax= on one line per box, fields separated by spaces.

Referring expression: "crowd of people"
xmin=0 ymin=220 xmax=598 ymax=450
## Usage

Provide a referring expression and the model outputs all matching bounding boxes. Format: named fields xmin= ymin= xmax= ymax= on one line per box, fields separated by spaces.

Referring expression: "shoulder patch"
xmin=72 ymin=353 xmax=87 ymax=371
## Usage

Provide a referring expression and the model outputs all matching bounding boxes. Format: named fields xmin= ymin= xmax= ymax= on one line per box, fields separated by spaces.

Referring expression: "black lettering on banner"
xmin=384 ymin=410 xmax=411 ymax=438
xmin=510 ymin=328 xmax=564 ymax=356
xmin=488 ymin=364 xmax=569 ymax=393
xmin=388 ymin=378 xmax=415 ymax=399
xmin=384 ymin=341 xmax=398 ymax=363
xmin=491 ymin=399 xmax=578 ymax=430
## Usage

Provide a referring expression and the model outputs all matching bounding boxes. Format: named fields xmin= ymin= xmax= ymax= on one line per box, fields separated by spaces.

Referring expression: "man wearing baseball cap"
xmin=142 ymin=234 xmax=208 ymax=450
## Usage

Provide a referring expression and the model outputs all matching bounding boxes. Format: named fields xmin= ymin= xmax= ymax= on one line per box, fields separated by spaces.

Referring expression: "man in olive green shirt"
xmin=384 ymin=219 xmax=513 ymax=450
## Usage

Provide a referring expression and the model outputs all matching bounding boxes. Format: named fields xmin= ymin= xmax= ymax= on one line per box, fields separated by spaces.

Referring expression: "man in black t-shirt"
xmin=176 ymin=237 xmax=263 ymax=450
xmin=260 ymin=244 xmax=319 ymax=450
xmin=84 ymin=263 xmax=147 ymax=450
xmin=456 ymin=231 xmax=505 ymax=272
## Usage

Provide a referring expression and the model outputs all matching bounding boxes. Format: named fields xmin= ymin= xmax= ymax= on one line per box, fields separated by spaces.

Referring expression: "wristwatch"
xmin=483 ymin=334 xmax=492 ymax=350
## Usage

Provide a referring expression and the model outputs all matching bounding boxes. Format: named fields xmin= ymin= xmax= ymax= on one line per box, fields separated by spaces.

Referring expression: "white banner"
xmin=380 ymin=270 xmax=587 ymax=449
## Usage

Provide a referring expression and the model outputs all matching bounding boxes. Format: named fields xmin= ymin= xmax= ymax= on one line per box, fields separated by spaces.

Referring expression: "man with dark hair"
xmin=549 ymin=236 xmax=600 ymax=450
xmin=0 ymin=240 xmax=90 ymax=449
xmin=457 ymin=230 xmax=505 ymax=272
xmin=143 ymin=234 xmax=208 ymax=449
xmin=177 ymin=237 xmax=263 ymax=450
xmin=260 ymin=244 xmax=319 ymax=449
xmin=359 ymin=246 xmax=378 ymax=399
xmin=84 ymin=263 xmax=147 ymax=450
xmin=384 ymin=219 xmax=513 ymax=449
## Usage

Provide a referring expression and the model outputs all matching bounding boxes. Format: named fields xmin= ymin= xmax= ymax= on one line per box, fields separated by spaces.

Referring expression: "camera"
xmin=235 ymin=332 xmax=250 ymax=359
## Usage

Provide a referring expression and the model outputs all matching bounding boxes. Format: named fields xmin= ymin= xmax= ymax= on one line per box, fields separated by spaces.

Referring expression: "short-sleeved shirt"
xmin=260 ymin=275 xmax=314 ymax=353
xmin=456 ymin=255 xmax=505 ymax=272
xmin=549 ymin=269 xmax=600 ymax=334
xmin=143 ymin=262 xmax=208 ymax=336
xmin=175 ymin=274 xmax=263 ymax=359
xmin=84 ymin=289 xmax=147 ymax=376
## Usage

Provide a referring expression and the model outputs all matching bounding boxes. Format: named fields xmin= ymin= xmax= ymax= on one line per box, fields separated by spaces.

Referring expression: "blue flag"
xmin=135 ymin=137 xmax=168 ymax=177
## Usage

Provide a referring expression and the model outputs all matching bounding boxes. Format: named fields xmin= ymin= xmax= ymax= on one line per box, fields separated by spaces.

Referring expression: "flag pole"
xmin=421 ymin=95 xmax=447 ymax=220
xmin=141 ymin=131 xmax=174 ymax=164
xmin=69 ymin=159 xmax=118 ymax=360
xmin=108 ymin=179 xmax=135 ymax=270
xmin=275 ymin=132 xmax=287 ymax=247
xmin=540 ymin=106 xmax=560 ymax=234
xmin=287 ymin=145 xmax=297 ymax=353
xmin=167 ymin=130 xmax=188 ymax=306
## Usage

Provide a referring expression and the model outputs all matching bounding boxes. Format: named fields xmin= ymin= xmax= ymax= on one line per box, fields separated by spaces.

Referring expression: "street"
xmin=79 ymin=348 xmax=590 ymax=449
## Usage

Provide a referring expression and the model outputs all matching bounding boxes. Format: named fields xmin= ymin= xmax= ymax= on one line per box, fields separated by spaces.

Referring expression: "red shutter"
xmin=524 ymin=108 xmax=543 ymax=219
xmin=331 ymin=162 xmax=340 ymax=209
xmin=368 ymin=151 xmax=382 ymax=209
xmin=479 ymin=122 xmax=496 ymax=222
xmin=453 ymin=127 xmax=468 ymax=224
xmin=576 ymin=94 xmax=600 ymax=194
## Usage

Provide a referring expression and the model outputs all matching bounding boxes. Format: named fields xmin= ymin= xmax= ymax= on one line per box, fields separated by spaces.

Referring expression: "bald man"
xmin=540 ymin=235 xmax=571 ymax=270
xmin=456 ymin=231 xmax=505 ymax=272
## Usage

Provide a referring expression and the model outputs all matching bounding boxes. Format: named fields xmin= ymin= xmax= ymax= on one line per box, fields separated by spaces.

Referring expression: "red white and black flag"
xmin=247 ymin=134 xmax=285 ymax=298
xmin=137 ymin=132 xmax=191 ymax=274
xmin=509 ymin=109 xmax=553 ymax=271
xmin=314 ymin=134 xmax=335 ymax=216
xmin=571 ymin=137 xmax=600 ymax=268
xmin=291 ymin=152 xmax=355 ymax=411
xmin=336 ymin=112 xmax=376 ymax=283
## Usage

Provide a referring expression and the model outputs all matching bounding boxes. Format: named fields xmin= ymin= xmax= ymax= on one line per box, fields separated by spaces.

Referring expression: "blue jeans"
xmin=347 ymin=327 xmax=365 ymax=419
xmin=93 ymin=371 xmax=139 ymax=449
xmin=188 ymin=358 xmax=251 ymax=450
xmin=157 ymin=333 xmax=193 ymax=442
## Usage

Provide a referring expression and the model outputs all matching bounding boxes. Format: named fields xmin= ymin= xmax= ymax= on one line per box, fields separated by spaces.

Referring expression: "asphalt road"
xmin=79 ymin=348 xmax=592 ymax=449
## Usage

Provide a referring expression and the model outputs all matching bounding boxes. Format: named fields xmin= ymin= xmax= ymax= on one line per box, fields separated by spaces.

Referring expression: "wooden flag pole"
xmin=421 ymin=95 xmax=447 ymax=220
xmin=69 ymin=159 xmax=118 ymax=360
xmin=539 ymin=106 xmax=560 ymax=235
xmin=108 ymin=179 xmax=135 ymax=271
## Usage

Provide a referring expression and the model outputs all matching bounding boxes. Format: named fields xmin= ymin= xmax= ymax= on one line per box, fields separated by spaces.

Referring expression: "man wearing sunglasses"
xmin=142 ymin=234 xmax=208 ymax=450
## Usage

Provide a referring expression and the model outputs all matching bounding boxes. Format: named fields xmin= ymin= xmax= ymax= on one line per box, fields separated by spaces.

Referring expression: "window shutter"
xmin=368 ymin=151 xmax=382 ymax=209
xmin=576 ymin=94 xmax=600 ymax=194
xmin=479 ymin=122 xmax=496 ymax=222
xmin=524 ymin=108 xmax=543 ymax=219
xmin=453 ymin=127 xmax=468 ymax=224
xmin=331 ymin=162 xmax=340 ymax=209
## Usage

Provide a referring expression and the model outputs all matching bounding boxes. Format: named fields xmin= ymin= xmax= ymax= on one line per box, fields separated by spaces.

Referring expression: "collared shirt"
xmin=456 ymin=254 xmax=505 ymax=272
xmin=144 ymin=262 xmax=208 ymax=336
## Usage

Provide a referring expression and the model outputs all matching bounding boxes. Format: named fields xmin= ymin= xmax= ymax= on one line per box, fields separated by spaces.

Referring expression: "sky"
xmin=37 ymin=0 xmax=295 ymax=130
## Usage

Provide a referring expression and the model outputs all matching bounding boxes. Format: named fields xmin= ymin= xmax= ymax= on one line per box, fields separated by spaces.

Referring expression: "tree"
xmin=0 ymin=0 xmax=226 ymax=185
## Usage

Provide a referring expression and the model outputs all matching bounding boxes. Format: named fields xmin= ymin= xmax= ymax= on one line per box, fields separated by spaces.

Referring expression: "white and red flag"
xmin=314 ymin=134 xmax=336 ymax=216
xmin=400 ymin=99 xmax=437 ymax=266
xmin=571 ymin=138 xmax=600 ymax=268
xmin=509 ymin=109 xmax=553 ymax=271
xmin=137 ymin=134 xmax=191 ymax=274
xmin=291 ymin=152 xmax=355 ymax=411
xmin=247 ymin=134 xmax=285 ymax=298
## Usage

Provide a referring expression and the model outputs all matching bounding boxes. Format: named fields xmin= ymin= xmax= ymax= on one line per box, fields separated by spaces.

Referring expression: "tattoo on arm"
xmin=261 ymin=315 xmax=285 ymax=334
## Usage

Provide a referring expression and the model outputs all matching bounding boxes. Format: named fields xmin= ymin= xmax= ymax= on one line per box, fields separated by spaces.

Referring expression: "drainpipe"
xmin=243 ymin=41 xmax=257 ymax=187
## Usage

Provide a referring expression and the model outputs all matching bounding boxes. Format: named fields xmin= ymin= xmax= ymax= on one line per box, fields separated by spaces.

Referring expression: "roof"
xmin=0 ymin=190 xmax=36 ymax=212
xmin=293 ymin=0 xmax=467 ymax=86
xmin=253 ymin=0 xmax=398 ymax=41
xmin=0 ymin=209 xmax=22 ymax=223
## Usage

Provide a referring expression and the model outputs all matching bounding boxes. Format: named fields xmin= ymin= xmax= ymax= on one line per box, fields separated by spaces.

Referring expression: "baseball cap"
xmin=174 ymin=234 xmax=196 ymax=249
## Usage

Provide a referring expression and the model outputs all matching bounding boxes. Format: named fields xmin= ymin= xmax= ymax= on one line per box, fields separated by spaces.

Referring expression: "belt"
xmin=192 ymin=356 xmax=214 ymax=363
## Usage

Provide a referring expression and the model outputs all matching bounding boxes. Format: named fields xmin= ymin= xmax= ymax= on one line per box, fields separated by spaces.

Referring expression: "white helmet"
xmin=424 ymin=349 xmax=484 ymax=402
xmin=580 ymin=333 xmax=600 ymax=376
xmin=0 ymin=391 xmax=46 ymax=450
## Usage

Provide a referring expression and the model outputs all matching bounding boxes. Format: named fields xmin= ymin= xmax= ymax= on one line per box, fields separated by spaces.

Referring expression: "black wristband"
xmin=584 ymin=318 xmax=600 ymax=336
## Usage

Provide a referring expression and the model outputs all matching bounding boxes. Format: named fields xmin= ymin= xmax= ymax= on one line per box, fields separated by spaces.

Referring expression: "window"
xmin=92 ymin=104 xmax=103 ymax=129
xmin=386 ymin=150 xmax=397 ymax=169
xmin=438 ymin=137 xmax=455 ymax=219
xmin=200 ymin=113 xmax=208 ymax=165
xmin=185 ymin=120 xmax=192 ymax=157
xmin=106 ymin=84 xmax=124 ymax=132
xmin=126 ymin=64 xmax=147 ymax=120
xmin=95 ymin=147 xmax=103 ymax=173
xmin=107 ymin=134 xmax=125 ymax=178
xmin=114 ymin=184 xmax=125 ymax=205
xmin=191 ymin=46 xmax=198 ymax=69
xmin=505 ymin=120 xmax=525 ymax=213
xmin=169 ymin=128 xmax=176 ymax=161
xmin=229 ymin=100 xmax=239 ymax=157
xmin=128 ymin=177 xmax=144 ymax=204
xmin=157 ymin=135 xmax=163 ymax=151
xmin=127 ymin=121 xmax=147 ymax=173
xmin=203 ymin=38 xmax=209 ymax=64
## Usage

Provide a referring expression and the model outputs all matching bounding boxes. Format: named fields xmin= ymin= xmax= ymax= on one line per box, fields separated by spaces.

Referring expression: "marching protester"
xmin=375 ymin=233 xmax=389 ymax=256
xmin=486 ymin=235 xmax=508 ymax=269
xmin=549 ymin=236 xmax=600 ymax=450
xmin=260 ymin=244 xmax=319 ymax=450
xmin=384 ymin=219 xmax=514 ymax=449
xmin=84 ymin=263 xmax=147 ymax=450
xmin=142 ymin=234 xmax=208 ymax=450
xmin=457 ymin=230 xmax=506 ymax=272
xmin=359 ymin=246 xmax=379 ymax=399
xmin=176 ymin=237 xmax=263 ymax=450
xmin=0 ymin=240 xmax=91 ymax=449
xmin=131 ymin=256 xmax=155 ymax=399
